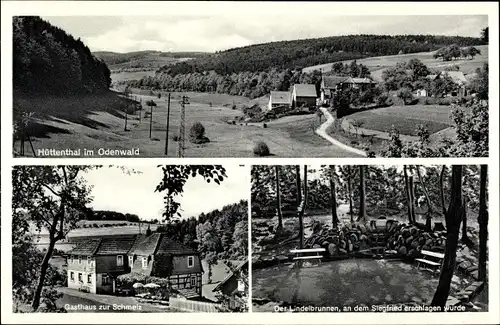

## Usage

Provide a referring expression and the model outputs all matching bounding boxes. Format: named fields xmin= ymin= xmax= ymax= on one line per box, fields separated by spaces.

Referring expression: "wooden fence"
xmin=169 ymin=297 xmax=219 ymax=313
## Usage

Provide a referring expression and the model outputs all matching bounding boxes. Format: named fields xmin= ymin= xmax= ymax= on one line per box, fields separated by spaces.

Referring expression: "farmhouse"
xmin=128 ymin=233 xmax=203 ymax=297
xmin=268 ymin=91 xmax=292 ymax=111
xmin=66 ymin=235 xmax=137 ymax=294
xmin=342 ymin=77 xmax=377 ymax=91
xmin=212 ymin=260 xmax=248 ymax=310
xmin=426 ymin=71 xmax=470 ymax=97
xmin=292 ymin=84 xmax=317 ymax=109
xmin=320 ymin=76 xmax=347 ymax=102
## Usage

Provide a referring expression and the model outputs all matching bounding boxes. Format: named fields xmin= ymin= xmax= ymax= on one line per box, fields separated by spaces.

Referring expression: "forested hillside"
xmin=94 ymin=50 xmax=208 ymax=70
xmin=129 ymin=34 xmax=485 ymax=98
xmin=156 ymin=200 xmax=248 ymax=260
xmin=13 ymin=16 xmax=111 ymax=95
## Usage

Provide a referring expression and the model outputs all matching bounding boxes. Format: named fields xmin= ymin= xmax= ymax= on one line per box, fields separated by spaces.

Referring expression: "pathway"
xmin=316 ymin=107 xmax=367 ymax=157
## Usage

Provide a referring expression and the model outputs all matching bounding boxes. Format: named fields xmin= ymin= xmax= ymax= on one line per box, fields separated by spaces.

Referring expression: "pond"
xmin=253 ymin=259 xmax=459 ymax=308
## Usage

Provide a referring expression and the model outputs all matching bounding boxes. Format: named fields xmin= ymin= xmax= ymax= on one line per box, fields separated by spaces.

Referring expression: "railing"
xmin=169 ymin=297 xmax=219 ymax=313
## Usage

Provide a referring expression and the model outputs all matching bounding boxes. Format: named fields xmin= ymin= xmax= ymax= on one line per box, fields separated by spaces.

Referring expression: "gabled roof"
xmin=269 ymin=91 xmax=291 ymax=105
xmin=67 ymin=235 xmax=137 ymax=256
xmin=212 ymin=259 xmax=248 ymax=292
xmin=439 ymin=71 xmax=468 ymax=85
xmin=129 ymin=233 xmax=198 ymax=256
xmin=426 ymin=74 xmax=438 ymax=80
xmin=322 ymin=76 xmax=348 ymax=88
xmin=293 ymin=84 xmax=317 ymax=97
xmin=344 ymin=77 xmax=376 ymax=84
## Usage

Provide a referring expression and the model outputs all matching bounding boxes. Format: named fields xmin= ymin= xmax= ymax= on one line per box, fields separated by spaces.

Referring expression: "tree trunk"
xmin=275 ymin=166 xmax=283 ymax=234
xmin=32 ymin=234 xmax=56 ymax=310
xmin=431 ymin=165 xmax=464 ymax=307
xmin=330 ymin=166 xmax=338 ymax=228
xmin=358 ymin=165 xmax=366 ymax=223
xmin=461 ymin=196 xmax=473 ymax=247
xmin=403 ymin=165 xmax=413 ymax=223
xmin=416 ymin=166 xmax=433 ymax=231
xmin=478 ymin=165 xmax=488 ymax=282
xmin=440 ymin=165 xmax=447 ymax=216
xmin=409 ymin=176 xmax=416 ymax=223
xmin=149 ymin=105 xmax=153 ymax=138
xmin=296 ymin=166 xmax=304 ymax=249
xmin=347 ymin=167 xmax=354 ymax=223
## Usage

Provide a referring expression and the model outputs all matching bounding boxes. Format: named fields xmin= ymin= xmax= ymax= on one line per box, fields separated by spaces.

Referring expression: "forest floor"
xmin=14 ymin=90 xmax=359 ymax=158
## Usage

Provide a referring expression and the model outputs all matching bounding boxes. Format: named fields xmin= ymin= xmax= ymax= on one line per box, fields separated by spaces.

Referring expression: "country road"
xmin=315 ymin=107 xmax=367 ymax=157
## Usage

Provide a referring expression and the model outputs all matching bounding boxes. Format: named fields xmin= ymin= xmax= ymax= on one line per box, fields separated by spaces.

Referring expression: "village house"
xmin=212 ymin=260 xmax=248 ymax=310
xmin=425 ymin=71 xmax=469 ymax=98
xmin=267 ymin=91 xmax=292 ymax=111
xmin=66 ymin=235 xmax=137 ymax=294
xmin=291 ymin=84 xmax=317 ymax=109
xmin=320 ymin=76 xmax=347 ymax=103
xmin=320 ymin=76 xmax=378 ymax=104
xmin=128 ymin=233 xmax=203 ymax=298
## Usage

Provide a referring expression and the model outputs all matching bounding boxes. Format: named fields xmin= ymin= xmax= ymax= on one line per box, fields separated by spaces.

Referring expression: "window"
xmin=78 ymin=256 xmax=82 ymax=264
xmin=116 ymin=255 xmax=123 ymax=267
xmin=187 ymin=256 xmax=194 ymax=268
xmin=70 ymin=271 xmax=74 ymax=282
xmin=70 ymin=255 xmax=74 ymax=264
xmin=142 ymin=257 xmax=148 ymax=269
xmin=102 ymin=275 xmax=110 ymax=285
xmin=78 ymin=273 xmax=83 ymax=283
xmin=87 ymin=274 xmax=92 ymax=284
xmin=190 ymin=276 xmax=196 ymax=287
xmin=128 ymin=255 xmax=133 ymax=267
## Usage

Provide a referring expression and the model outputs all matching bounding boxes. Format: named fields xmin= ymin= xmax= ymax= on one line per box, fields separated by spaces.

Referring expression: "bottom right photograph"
xmin=251 ymin=164 xmax=488 ymax=313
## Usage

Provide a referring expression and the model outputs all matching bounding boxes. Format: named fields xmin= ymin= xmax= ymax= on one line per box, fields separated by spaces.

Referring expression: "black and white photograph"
xmin=251 ymin=165 xmax=489 ymax=312
xmin=12 ymin=9 xmax=488 ymax=158
xmin=12 ymin=165 xmax=249 ymax=313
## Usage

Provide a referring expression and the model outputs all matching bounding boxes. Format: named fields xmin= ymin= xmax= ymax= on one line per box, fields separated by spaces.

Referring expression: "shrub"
xmin=253 ymin=141 xmax=270 ymax=156
xmin=189 ymin=122 xmax=205 ymax=139
xmin=263 ymin=123 xmax=268 ymax=128
xmin=376 ymin=93 xmax=389 ymax=106
xmin=172 ymin=135 xmax=180 ymax=141
xmin=93 ymin=223 xmax=98 ymax=228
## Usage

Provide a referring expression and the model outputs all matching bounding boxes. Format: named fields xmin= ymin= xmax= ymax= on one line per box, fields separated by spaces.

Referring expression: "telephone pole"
xmin=164 ymin=93 xmax=171 ymax=156
xmin=178 ymin=95 xmax=189 ymax=158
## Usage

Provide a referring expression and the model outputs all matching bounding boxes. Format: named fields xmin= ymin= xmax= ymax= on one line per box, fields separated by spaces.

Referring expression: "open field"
xmin=303 ymin=45 xmax=488 ymax=79
xmin=14 ymin=90 xmax=361 ymax=157
xmin=110 ymin=70 xmax=157 ymax=84
xmin=344 ymin=105 xmax=454 ymax=137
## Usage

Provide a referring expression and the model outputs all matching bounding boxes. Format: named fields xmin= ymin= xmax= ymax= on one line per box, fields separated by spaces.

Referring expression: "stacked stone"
xmin=385 ymin=224 xmax=447 ymax=258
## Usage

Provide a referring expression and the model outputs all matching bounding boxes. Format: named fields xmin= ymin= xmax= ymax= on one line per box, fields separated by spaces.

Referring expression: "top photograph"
xmin=12 ymin=12 xmax=489 ymax=158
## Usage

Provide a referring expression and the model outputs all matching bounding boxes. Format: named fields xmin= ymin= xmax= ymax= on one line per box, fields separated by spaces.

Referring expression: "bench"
xmin=415 ymin=250 xmax=445 ymax=274
xmin=290 ymin=248 xmax=325 ymax=265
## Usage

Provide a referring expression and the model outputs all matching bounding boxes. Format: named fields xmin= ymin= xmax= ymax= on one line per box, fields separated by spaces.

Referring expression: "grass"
xmin=14 ymin=90 xmax=360 ymax=158
xmin=110 ymin=70 xmax=157 ymax=84
xmin=345 ymin=105 xmax=455 ymax=136
xmin=304 ymin=45 xmax=489 ymax=78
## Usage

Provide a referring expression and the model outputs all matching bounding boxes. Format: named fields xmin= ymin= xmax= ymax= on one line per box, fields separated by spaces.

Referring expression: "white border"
xmin=2 ymin=1 xmax=499 ymax=324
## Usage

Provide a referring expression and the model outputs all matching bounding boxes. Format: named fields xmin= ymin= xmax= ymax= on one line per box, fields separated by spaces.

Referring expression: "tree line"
xmin=13 ymin=16 xmax=111 ymax=96
xmin=161 ymin=34 xmax=484 ymax=76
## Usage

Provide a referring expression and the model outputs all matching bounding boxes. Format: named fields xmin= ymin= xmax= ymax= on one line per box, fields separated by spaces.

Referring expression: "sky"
xmin=42 ymin=11 xmax=488 ymax=53
xmin=81 ymin=165 xmax=248 ymax=221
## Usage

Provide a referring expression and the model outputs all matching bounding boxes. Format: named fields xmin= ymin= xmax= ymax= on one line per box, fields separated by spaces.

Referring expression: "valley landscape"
xmin=13 ymin=16 xmax=489 ymax=158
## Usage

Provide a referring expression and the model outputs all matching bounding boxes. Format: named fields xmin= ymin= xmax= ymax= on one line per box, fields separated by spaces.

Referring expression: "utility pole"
xmin=149 ymin=102 xmax=153 ymax=139
xmin=178 ymin=95 xmax=189 ymax=158
xmin=165 ymin=93 xmax=171 ymax=156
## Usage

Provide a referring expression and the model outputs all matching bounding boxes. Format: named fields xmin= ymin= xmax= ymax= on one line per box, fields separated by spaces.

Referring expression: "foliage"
xmin=480 ymin=27 xmax=488 ymax=43
xmin=156 ymin=200 xmax=248 ymax=260
xmin=397 ymin=87 xmax=413 ymax=105
xmin=155 ymin=165 xmax=227 ymax=221
xmin=253 ymin=141 xmax=270 ymax=156
xmin=145 ymin=99 xmax=157 ymax=107
xmin=189 ymin=122 xmax=206 ymax=140
xmin=330 ymin=60 xmax=371 ymax=78
xmin=470 ymin=63 xmax=488 ymax=100
xmin=13 ymin=16 xmax=110 ymax=95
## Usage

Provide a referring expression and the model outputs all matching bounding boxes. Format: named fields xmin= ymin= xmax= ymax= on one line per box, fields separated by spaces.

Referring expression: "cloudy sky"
xmin=42 ymin=10 xmax=488 ymax=53
xmin=81 ymin=165 xmax=248 ymax=221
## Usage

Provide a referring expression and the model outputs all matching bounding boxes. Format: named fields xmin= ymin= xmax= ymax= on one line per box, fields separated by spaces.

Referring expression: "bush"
xmin=253 ymin=141 xmax=270 ymax=156
xmin=172 ymin=135 xmax=180 ymax=141
xmin=376 ymin=93 xmax=389 ymax=106
xmin=263 ymin=123 xmax=268 ymax=128
xmin=189 ymin=122 xmax=205 ymax=139
xmin=93 ymin=223 xmax=99 ymax=228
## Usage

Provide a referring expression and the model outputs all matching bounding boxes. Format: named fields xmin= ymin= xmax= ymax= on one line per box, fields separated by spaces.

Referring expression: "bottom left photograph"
xmin=11 ymin=165 xmax=249 ymax=313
